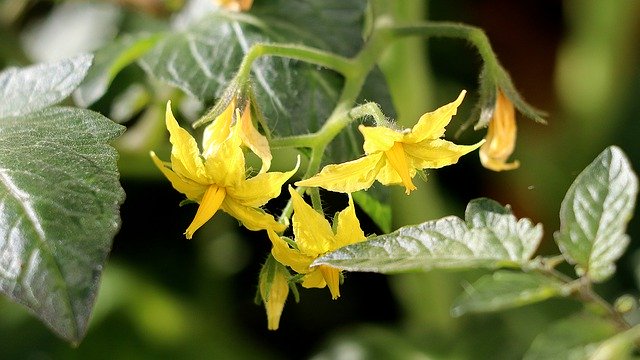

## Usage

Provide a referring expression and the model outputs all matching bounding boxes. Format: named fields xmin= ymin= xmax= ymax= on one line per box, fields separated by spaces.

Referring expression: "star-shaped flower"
xmin=151 ymin=101 xmax=297 ymax=239
xmin=267 ymin=187 xmax=366 ymax=299
xmin=479 ymin=90 xmax=520 ymax=171
xmin=296 ymin=90 xmax=484 ymax=194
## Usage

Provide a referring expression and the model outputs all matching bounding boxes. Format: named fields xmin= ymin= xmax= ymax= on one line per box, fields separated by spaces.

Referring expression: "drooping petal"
xmin=404 ymin=138 xmax=484 ymax=169
xmin=267 ymin=230 xmax=313 ymax=274
xmin=165 ymin=101 xmax=207 ymax=181
xmin=151 ymin=151 xmax=207 ymax=201
xmin=227 ymin=157 xmax=299 ymax=208
xmin=319 ymin=265 xmax=341 ymax=299
xmin=334 ymin=195 xmax=366 ymax=248
xmin=360 ymin=125 xmax=404 ymax=154
xmin=202 ymin=98 xmax=235 ymax=157
xmin=300 ymin=269 xmax=326 ymax=289
xmin=237 ymin=104 xmax=272 ymax=173
xmin=222 ymin=197 xmax=286 ymax=233
xmin=185 ymin=185 xmax=226 ymax=239
xmin=479 ymin=91 xmax=520 ymax=171
xmin=204 ymin=127 xmax=245 ymax=187
xmin=404 ymin=90 xmax=466 ymax=144
xmin=289 ymin=187 xmax=334 ymax=256
xmin=383 ymin=142 xmax=417 ymax=194
xmin=295 ymin=153 xmax=385 ymax=193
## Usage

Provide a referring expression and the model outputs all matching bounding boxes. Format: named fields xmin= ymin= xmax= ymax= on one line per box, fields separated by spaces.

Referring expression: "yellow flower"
xmin=259 ymin=261 xmax=290 ymax=330
xmin=267 ymin=187 xmax=366 ymax=299
xmin=296 ymin=90 xmax=484 ymax=194
xmin=151 ymin=101 xmax=297 ymax=239
xmin=479 ymin=90 xmax=520 ymax=171
xmin=203 ymin=98 xmax=272 ymax=173
xmin=215 ymin=0 xmax=253 ymax=11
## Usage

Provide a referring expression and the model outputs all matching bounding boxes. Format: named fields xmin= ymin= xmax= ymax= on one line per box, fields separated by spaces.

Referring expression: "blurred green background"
xmin=1 ymin=0 xmax=639 ymax=359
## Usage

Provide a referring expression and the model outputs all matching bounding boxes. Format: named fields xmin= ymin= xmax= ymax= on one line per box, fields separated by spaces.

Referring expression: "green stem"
xmin=534 ymin=261 xmax=631 ymax=331
xmin=391 ymin=22 xmax=500 ymax=73
xmin=235 ymin=43 xmax=354 ymax=83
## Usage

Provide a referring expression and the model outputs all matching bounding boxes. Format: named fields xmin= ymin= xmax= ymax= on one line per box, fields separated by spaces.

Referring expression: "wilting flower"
xmin=267 ymin=187 xmax=366 ymax=299
xmin=296 ymin=90 xmax=484 ymax=194
xmin=151 ymin=101 xmax=297 ymax=239
xmin=215 ymin=0 xmax=253 ymax=11
xmin=204 ymin=98 xmax=272 ymax=173
xmin=479 ymin=90 xmax=520 ymax=171
xmin=259 ymin=260 xmax=290 ymax=330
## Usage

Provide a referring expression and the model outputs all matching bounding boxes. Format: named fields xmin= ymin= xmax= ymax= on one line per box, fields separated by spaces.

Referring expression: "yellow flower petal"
xmin=227 ymin=157 xmax=299 ymax=208
xmin=404 ymin=138 xmax=485 ymax=169
xmin=150 ymin=151 xmax=207 ymax=201
xmin=267 ymin=230 xmax=314 ymax=274
xmin=185 ymin=185 xmax=226 ymax=239
xmin=237 ymin=104 xmax=272 ymax=173
xmin=165 ymin=101 xmax=207 ymax=181
xmin=295 ymin=153 xmax=385 ymax=193
xmin=202 ymin=98 xmax=235 ymax=157
xmin=480 ymin=91 xmax=520 ymax=171
xmin=319 ymin=265 xmax=341 ymax=299
xmin=222 ymin=197 xmax=286 ymax=233
xmin=204 ymin=128 xmax=245 ymax=187
xmin=289 ymin=187 xmax=334 ymax=256
xmin=334 ymin=194 xmax=366 ymax=247
xmin=383 ymin=142 xmax=417 ymax=194
xmin=260 ymin=263 xmax=289 ymax=331
xmin=360 ymin=125 xmax=404 ymax=154
xmin=301 ymin=269 xmax=326 ymax=289
xmin=404 ymin=90 xmax=466 ymax=144
xmin=374 ymin=160 xmax=402 ymax=185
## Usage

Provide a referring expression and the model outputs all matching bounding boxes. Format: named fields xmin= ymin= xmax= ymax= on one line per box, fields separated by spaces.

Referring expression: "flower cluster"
xmin=152 ymin=90 xmax=486 ymax=329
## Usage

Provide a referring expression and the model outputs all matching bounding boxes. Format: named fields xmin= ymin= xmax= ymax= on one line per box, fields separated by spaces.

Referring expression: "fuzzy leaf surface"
xmin=314 ymin=198 xmax=542 ymax=273
xmin=554 ymin=146 xmax=638 ymax=282
xmin=0 ymin=54 xmax=92 ymax=117
xmin=0 ymin=107 xmax=124 ymax=343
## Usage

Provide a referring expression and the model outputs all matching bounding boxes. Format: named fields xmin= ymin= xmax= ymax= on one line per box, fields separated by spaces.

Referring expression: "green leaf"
xmin=554 ymin=146 xmax=638 ymax=282
xmin=314 ymin=198 xmax=543 ymax=273
xmin=523 ymin=314 xmax=619 ymax=360
xmin=138 ymin=0 xmax=370 ymax=137
xmin=74 ymin=33 xmax=161 ymax=107
xmin=0 ymin=107 xmax=125 ymax=343
xmin=451 ymin=271 xmax=570 ymax=317
xmin=0 ymin=54 xmax=93 ymax=117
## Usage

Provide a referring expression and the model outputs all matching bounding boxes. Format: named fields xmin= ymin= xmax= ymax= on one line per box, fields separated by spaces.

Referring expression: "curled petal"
xmin=227 ymin=157 xmax=299 ymax=208
xmin=185 ymin=185 xmax=226 ymax=239
xmin=480 ymin=91 xmax=520 ymax=171
xmin=300 ymin=269 xmax=326 ymax=289
xmin=404 ymin=138 xmax=485 ymax=169
xmin=404 ymin=90 xmax=466 ymax=144
xmin=319 ymin=265 xmax=341 ymax=299
xmin=289 ymin=187 xmax=334 ymax=257
xmin=238 ymin=104 xmax=272 ymax=173
xmin=150 ymin=151 xmax=207 ymax=201
xmin=165 ymin=101 xmax=207 ymax=181
xmin=267 ymin=230 xmax=313 ymax=274
xmin=334 ymin=194 xmax=366 ymax=248
xmin=202 ymin=98 xmax=235 ymax=157
xmin=360 ymin=125 xmax=403 ymax=154
xmin=222 ymin=197 xmax=285 ymax=233
xmin=295 ymin=153 xmax=385 ymax=193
